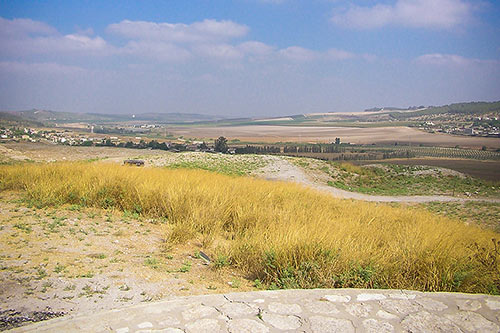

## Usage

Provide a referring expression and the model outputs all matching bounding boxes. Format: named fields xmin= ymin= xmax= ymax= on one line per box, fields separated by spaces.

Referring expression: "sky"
xmin=0 ymin=0 xmax=499 ymax=117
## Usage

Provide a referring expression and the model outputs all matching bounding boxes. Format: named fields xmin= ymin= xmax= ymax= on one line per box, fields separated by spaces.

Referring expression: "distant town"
xmin=413 ymin=113 xmax=500 ymax=137
xmin=0 ymin=126 xmax=211 ymax=152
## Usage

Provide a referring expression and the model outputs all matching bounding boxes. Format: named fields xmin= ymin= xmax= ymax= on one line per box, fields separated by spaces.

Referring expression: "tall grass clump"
xmin=1 ymin=161 xmax=499 ymax=294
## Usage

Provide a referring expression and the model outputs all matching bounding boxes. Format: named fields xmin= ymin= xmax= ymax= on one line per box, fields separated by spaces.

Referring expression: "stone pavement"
xmin=10 ymin=289 xmax=500 ymax=332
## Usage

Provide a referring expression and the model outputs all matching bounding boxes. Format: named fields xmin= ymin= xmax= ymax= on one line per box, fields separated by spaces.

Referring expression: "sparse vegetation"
xmin=144 ymin=257 xmax=159 ymax=269
xmin=0 ymin=161 xmax=499 ymax=294
xmin=420 ymin=201 xmax=500 ymax=232
xmin=318 ymin=161 xmax=500 ymax=197
xmin=165 ymin=152 xmax=268 ymax=176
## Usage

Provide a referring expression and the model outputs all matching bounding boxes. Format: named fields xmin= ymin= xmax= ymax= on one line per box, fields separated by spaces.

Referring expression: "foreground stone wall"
xmin=11 ymin=288 xmax=500 ymax=332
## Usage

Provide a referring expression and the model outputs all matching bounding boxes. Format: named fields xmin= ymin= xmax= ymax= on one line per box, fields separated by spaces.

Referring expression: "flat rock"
xmin=137 ymin=329 xmax=184 ymax=333
xmin=401 ymin=311 xmax=462 ymax=332
xmin=309 ymin=316 xmax=355 ymax=333
xmin=185 ymin=318 xmax=222 ymax=333
xmin=157 ymin=316 xmax=181 ymax=326
xmin=376 ymin=310 xmax=399 ymax=320
xmin=220 ymin=302 xmax=258 ymax=318
xmin=304 ymin=299 xmax=340 ymax=314
xmin=10 ymin=289 xmax=500 ymax=333
xmin=137 ymin=322 xmax=153 ymax=329
xmin=182 ymin=304 xmax=219 ymax=321
xmin=357 ymin=293 xmax=386 ymax=301
xmin=415 ymin=297 xmax=448 ymax=311
xmin=321 ymin=295 xmax=351 ymax=303
xmin=227 ymin=319 xmax=269 ymax=333
xmin=362 ymin=318 xmax=394 ymax=333
xmin=344 ymin=302 xmax=372 ymax=317
xmin=267 ymin=302 xmax=302 ymax=314
xmin=379 ymin=299 xmax=421 ymax=315
xmin=261 ymin=311 xmax=301 ymax=330
xmin=456 ymin=299 xmax=482 ymax=311
xmin=388 ymin=292 xmax=417 ymax=300
xmin=486 ymin=299 xmax=500 ymax=310
xmin=446 ymin=311 xmax=500 ymax=333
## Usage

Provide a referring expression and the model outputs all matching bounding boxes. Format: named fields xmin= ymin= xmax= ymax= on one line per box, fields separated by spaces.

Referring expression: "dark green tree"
xmin=214 ymin=136 xmax=228 ymax=153
xmin=198 ymin=141 xmax=208 ymax=150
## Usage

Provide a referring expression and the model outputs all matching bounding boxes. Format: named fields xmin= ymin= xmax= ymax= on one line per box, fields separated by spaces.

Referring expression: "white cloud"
xmin=0 ymin=61 xmax=87 ymax=75
xmin=194 ymin=43 xmax=244 ymax=60
xmin=279 ymin=46 xmax=319 ymax=61
xmin=238 ymin=41 xmax=275 ymax=56
xmin=277 ymin=46 xmax=364 ymax=62
xmin=0 ymin=17 xmax=111 ymax=56
xmin=0 ymin=16 xmax=372 ymax=68
xmin=107 ymin=19 xmax=249 ymax=43
xmin=121 ymin=40 xmax=191 ymax=62
xmin=326 ymin=48 xmax=355 ymax=60
xmin=331 ymin=0 xmax=473 ymax=29
xmin=0 ymin=17 xmax=56 ymax=37
xmin=36 ymin=34 xmax=109 ymax=52
xmin=415 ymin=53 xmax=498 ymax=66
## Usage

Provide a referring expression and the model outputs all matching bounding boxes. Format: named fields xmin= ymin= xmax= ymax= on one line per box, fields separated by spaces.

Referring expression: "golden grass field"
xmin=1 ymin=162 xmax=499 ymax=294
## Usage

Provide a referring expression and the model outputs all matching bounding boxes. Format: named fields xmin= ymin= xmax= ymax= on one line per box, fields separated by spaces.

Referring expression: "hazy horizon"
xmin=1 ymin=0 xmax=499 ymax=117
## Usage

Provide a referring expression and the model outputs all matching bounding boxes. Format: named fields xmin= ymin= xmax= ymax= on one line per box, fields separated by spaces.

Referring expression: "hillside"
xmin=1 ymin=161 xmax=499 ymax=294
xmin=0 ymin=112 xmax=44 ymax=127
xmin=2 ymin=101 xmax=499 ymax=128
xmin=388 ymin=101 xmax=500 ymax=120
xmin=0 ymin=109 xmax=227 ymax=125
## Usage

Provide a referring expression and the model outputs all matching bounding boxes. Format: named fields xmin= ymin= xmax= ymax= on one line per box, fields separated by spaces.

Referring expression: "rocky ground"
xmin=11 ymin=289 xmax=500 ymax=332
xmin=0 ymin=193 xmax=254 ymax=331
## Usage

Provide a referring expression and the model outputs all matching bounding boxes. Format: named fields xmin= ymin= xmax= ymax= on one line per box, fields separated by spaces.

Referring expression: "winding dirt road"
xmin=254 ymin=156 xmax=500 ymax=203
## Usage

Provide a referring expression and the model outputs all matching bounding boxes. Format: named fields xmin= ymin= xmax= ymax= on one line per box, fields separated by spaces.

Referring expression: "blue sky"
xmin=0 ymin=0 xmax=499 ymax=117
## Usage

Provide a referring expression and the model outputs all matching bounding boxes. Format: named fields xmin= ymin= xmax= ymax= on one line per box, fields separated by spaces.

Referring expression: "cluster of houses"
xmin=0 ymin=127 xmax=38 ymax=142
xmin=0 ymin=127 xmax=237 ymax=153
xmin=416 ymin=115 xmax=500 ymax=138
xmin=0 ymin=127 xmax=113 ymax=145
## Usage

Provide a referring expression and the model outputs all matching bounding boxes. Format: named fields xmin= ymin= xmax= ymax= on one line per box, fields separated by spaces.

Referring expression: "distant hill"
xmin=128 ymin=112 xmax=224 ymax=122
xmin=2 ymin=109 xmax=112 ymax=123
xmin=3 ymin=101 xmax=499 ymax=127
xmin=426 ymin=101 xmax=500 ymax=114
xmin=364 ymin=106 xmax=425 ymax=112
xmin=0 ymin=111 xmax=44 ymax=127
xmin=0 ymin=109 xmax=227 ymax=124
xmin=388 ymin=101 xmax=500 ymax=119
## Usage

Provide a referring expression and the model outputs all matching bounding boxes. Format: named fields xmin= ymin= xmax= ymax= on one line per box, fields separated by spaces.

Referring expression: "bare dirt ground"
xmin=165 ymin=125 xmax=500 ymax=148
xmin=1 ymin=142 xmax=167 ymax=162
xmin=0 ymin=192 xmax=253 ymax=330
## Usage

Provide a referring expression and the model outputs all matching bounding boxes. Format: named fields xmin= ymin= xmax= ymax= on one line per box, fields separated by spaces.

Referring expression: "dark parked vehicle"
xmin=123 ymin=159 xmax=145 ymax=166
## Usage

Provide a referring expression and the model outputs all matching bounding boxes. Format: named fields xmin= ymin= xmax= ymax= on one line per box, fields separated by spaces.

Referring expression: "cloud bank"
xmin=331 ymin=0 xmax=474 ymax=29
xmin=0 ymin=12 xmax=498 ymax=116
xmin=0 ymin=16 xmax=369 ymax=64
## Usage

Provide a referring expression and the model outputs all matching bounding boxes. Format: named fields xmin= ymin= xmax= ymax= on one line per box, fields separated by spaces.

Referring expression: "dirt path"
xmin=253 ymin=156 xmax=500 ymax=203
xmin=1 ymin=143 xmax=498 ymax=204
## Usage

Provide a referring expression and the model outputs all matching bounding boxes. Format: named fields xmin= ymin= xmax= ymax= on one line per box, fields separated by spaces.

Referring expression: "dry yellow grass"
xmin=0 ymin=161 xmax=499 ymax=294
